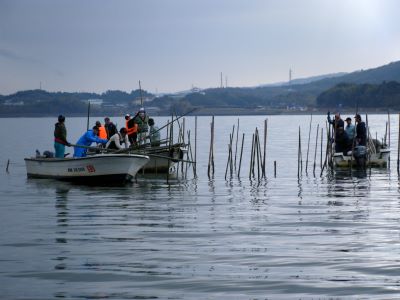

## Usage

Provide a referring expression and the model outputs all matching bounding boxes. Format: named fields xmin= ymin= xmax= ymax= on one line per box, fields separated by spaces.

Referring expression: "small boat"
xmin=130 ymin=143 xmax=188 ymax=174
xmin=333 ymin=139 xmax=390 ymax=168
xmin=25 ymin=153 xmax=149 ymax=184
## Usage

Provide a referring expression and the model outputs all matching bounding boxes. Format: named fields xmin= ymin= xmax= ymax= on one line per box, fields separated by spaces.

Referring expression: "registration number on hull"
xmin=67 ymin=165 xmax=96 ymax=173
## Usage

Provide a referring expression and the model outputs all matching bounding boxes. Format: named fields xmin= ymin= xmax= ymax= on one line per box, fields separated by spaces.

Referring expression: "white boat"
xmin=25 ymin=153 xmax=149 ymax=183
xmin=333 ymin=147 xmax=390 ymax=168
xmin=131 ymin=143 xmax=188 ymax=174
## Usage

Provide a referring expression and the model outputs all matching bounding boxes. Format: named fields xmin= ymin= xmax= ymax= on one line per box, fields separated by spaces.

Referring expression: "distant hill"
xmin=171 ymin=60 xmax=400 ymax=109
xmin=1 ymin=60 xmax=400 ymax=116
xmin=0 ymin=89 xmax=155 ymax=117
xmin=317 ymin=81 xmax=400 ymax=109
xmin=260 ymin=72 xmax=348 ymax=87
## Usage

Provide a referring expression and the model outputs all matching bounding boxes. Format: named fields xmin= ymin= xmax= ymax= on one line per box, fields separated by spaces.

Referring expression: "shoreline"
xmin=0 ymin=107 xmax=396 ymax=118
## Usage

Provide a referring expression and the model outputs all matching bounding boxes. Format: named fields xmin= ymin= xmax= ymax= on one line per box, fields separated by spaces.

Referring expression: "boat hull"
xmin=133 ymin=145 xmax=188 ymax=173
xmin=333 ymin=149 xmax=390 ymax=168
xmin=25 ymin=154 xmax=149 ymax=183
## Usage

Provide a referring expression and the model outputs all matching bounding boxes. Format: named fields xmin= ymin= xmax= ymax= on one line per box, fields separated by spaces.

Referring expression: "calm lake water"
xmin=1 ymin=114 xmax=400 ymax=299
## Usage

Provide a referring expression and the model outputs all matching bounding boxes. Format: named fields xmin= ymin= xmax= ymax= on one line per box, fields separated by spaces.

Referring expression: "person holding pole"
xmin=106 ymin=128 xmax=130 ymax=150
xmin=354 ymin=114 xmax=367 ymax=146
xmin=54 ymin=114 xmax=71 ymax=158
xmin=73 ymin=126 xmax=108 ymax=157
xmin=125 ymin=114 xmax=138 ymax=146
xmin=148 ymin=118 xmax=160 ymax=147
xmin=327 ymin=111 xmax=346 ymax=152
xmin=345 ymin=117 xmax=355 ymax=140
xmin=133 ymin=108 xmax=149 ymax=145
xmin=104 ymin=117 xmax=118 ymax=139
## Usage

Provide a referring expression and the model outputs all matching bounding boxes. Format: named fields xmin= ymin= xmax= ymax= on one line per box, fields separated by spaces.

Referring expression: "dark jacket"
xmin=105 ymin=122 xmax=118 ymax=139
xmin=133 ymin=115 xmax=149 ymax=133
xmin=327 ymin=116 xmax=345 ymax=140
xmin=54 ymin=122 xmax=68 ymax=145
xmin=356 ymin=122 xmax=367 ymax=146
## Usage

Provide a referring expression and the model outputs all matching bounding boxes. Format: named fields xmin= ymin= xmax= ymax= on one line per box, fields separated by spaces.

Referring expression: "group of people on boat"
xmin=327 ymin=111 xmax=367 ymax=155
xmin=53 ymin=108 xmax=161 ymax=158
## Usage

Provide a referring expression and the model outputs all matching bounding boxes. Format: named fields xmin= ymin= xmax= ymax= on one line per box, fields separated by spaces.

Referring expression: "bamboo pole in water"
xmin=252 ymin=130 xmax=257 ymax=178
xmin=249 ymin=133 xmax=255 ymax=179
xmin=321 ymin=122 xmax=330 ymax=176
xmin=187 ymin=130 xmax=196 ymax=178
xmin=384 ymin=122 xmax=388 ymax=146
xmin=298 ymin=126 xmax=301 ymax=178
xmin=208 ymin=116 xmax=214 ymax=178
xmin=255 ymin=129 xmax=261 ymax=180
xmin=366 ymin=114 xmax=371 ymax=169
xmin=229 ymin=129 xmax=234 ymax=177
xmin=388 ymin=112 xmax=391 ymax=168
xmin=170 ymin=115 xmax=174 ymax=145
xmin=313 ymin=124 xmax=319 ymax=176
xmin=86 ymin=100 xmax=90 ymax=131
xmin=225 ymin=133 xmax=233 ymax=180
xmin=305 ymin=114 xmax=313 ymax=175
xmin=230 ymin=125 xmax=235 ymax=176
xmin=181 ymin=118 xmax=185 ymax=175
xmin=397 ymin=113 xmax=400 ymax=174
xmin=238 ymin=133 xmax=245 ymax=177
xmin=388 ymin=112 xmax=391 ymax=148
xmin=166 ymin=120 xmax=169 ymax=143
xmin=263 ymin=119 xmax=268 ymax=178
xmin=194 ymin=116 xmax=197 ymax=177
xmin=184 ymin=130 xmax=190 ymax=179
xmin=320 ymin=127 xmax=323 ymax=170
xmin=234 ymin=118 xmax=239 ymax=170
xmin=211 ymin=117 xmax=215 ymax=175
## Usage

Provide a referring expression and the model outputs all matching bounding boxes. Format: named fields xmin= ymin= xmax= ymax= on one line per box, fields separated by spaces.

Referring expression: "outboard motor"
xmin=43 ymin=150 xmax=54 ymax=158
xmin=354 ymin=146 xmax=367 ymax=168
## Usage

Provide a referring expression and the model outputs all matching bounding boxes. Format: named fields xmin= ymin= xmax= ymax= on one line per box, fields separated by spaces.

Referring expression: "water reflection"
xmin=325 ymin=169 xmax=371 ymax=199
xmin=54 ymin=186 xmax=70 ymax=271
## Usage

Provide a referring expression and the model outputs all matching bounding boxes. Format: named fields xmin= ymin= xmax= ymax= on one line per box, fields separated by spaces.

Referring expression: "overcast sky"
xmin=0 ymin=0 xmax=399 ymax=95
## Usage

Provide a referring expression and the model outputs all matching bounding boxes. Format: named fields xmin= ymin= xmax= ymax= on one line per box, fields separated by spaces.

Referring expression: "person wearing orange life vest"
xmin=125 ymin=114 xmax=138 ymax=145
xmin=95 ymin=120 xmax=108 ymax=139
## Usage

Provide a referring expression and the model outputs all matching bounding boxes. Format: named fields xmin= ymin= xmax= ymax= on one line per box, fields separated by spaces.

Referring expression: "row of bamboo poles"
xmin=206 ymin=113 xmax=400 ymax=181
xmin=208 ymin=117 xmax=274 ymax=180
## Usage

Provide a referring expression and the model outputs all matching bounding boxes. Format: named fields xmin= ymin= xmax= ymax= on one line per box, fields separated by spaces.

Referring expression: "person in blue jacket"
xmin=73 ymin=126 xmax=108 ymax=157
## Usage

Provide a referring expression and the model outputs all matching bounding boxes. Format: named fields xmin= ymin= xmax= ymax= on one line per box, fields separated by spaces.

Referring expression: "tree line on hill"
xmin=0 ymin=89 xmax=154 ymax=116
xmin=1 ymin=60 xmax=400 ymax=115
xmin=316 ymin=81 xmax=400 ymax=109
xmin=1 ymin=81 xmax=400 ymax=116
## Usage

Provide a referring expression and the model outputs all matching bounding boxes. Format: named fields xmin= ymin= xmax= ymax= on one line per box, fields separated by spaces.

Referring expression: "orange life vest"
xmin=98 ymin=126 xmax=107 ymax=139
xmin=126 ymin=119 xmax=138 ymax=136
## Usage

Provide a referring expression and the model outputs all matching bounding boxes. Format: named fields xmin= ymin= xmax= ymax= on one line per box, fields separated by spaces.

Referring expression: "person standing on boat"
xmin=354 ymin=114 xmax=367 ymax=146
xmin=104 ymin=117 xmax=118 ymax=139
xmin=54 ymin=115 xmax=71 ymax=158
xmin=148 ymin=118 xmax=160 ymax=147
xmin=125 ymin=114 xmax=138 ymax=145
xmin=106 ymin=128 xmax=130 ymax=150
xmin=95 ymin=121 xmax=108 ymax=139
xmin=327 ymin=111 xmax=345 ymax=152
xmin=345 ymin=117 xmax=355 ymax=141
xmin=73 ymin=126 xmax=108 ymax=157
xmin=133 ymin=108 xmax=149 ymax=145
